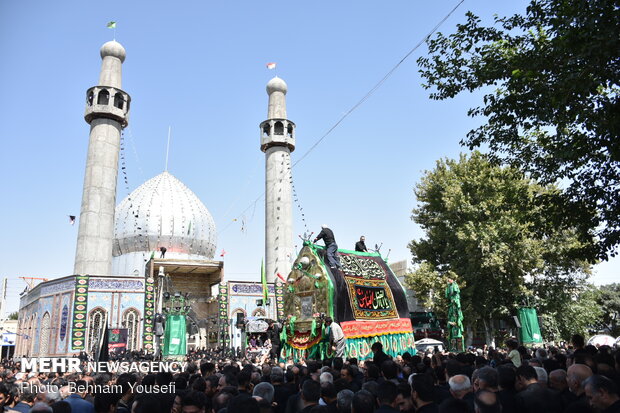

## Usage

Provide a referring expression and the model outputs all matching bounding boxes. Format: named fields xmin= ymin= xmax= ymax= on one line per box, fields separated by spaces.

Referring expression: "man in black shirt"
xmin=314 ymin=225 xmax=342 ymax=269
xmin=355 ymin=236 xmax=368 ymax=252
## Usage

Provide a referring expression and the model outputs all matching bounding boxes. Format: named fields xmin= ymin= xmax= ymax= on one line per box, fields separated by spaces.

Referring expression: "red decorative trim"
xmin=286 ymin=331 xmax=322 ymax=350
xmin=340 ymin=318 xmax=413 ymax=339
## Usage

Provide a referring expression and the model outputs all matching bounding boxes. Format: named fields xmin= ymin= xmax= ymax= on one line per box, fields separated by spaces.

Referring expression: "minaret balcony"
xmin=260 ymin=118 xmax=296 ymax=152
xmin=84 ymin=86 xmax=131 ymax=127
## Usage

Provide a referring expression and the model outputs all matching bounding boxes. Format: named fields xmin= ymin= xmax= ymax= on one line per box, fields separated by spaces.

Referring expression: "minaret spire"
xmin=74 ymin=41 xmax=131 ymax=275
xmin=261 ymin=77 xmax=296 ymax=283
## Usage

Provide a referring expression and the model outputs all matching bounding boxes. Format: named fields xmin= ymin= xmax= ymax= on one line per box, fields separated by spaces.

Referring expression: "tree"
xmin=404 ymin=262 xmax=461 ymax=320
xmin=417 ymin=0 xmax=620 ymax=260
xmin=8 ymin=312 xmax=18 ymax=320
xmin=409 ymin=151 xmax=591 ymax=345
xmin=597 ymin=283 xmax=620 ymax=335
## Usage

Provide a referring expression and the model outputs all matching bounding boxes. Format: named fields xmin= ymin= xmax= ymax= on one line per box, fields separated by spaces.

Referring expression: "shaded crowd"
xmin=0 ymin=334 xmax=619 ymax=413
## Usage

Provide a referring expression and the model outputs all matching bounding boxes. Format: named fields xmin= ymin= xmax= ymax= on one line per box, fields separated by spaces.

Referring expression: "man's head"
xmin=449 ymin=375 xmax=472 ymax=399
xmin=571 ymin=334 xmax=585 ymax=349
xmin=585 ymin=375 xmax=620 ymax=411
xmin=321 ymin=382 xmax=337 ymax=404
xmin=533 ymin=366 xmax=548 ymax=387
xmin=360 ymin=236 xmax=365 ymax=242
xmin=0 ymin=383 xmax=10 ymax=407
xmin=340 ymin=365 xmax=356 ymax=383
xmin=94 ymin=392 xmax=120 ymax=413
xmin=476 ymin=367 xmax=498 ymax=391
xmin=301 ymin=379 xmax=321 ymax=407
xmin=474 ymin=390 xmax=501 ymax=413
xmin=270 ymin=367 xmax=284 ymax=384
xmin=181 ymin=391 xmax=207 ymax=413
xmin=371 ymin=342 xmax=383 ymax=354
xmin=548 ymin=369 xmax=567 ymax=391
xmin=567 ymin=363 xmax=593 ymax=395
xmin=337 ymin=390 xmax=354 ymax=413
xmin=515 ymin=365 xmax=538 ymax=391
xmin=325 ymin=317 xmax=333 ymax=326
xmin=377 ymin=381 xmax=398 ymax=407
xmin=411 ymin=374 xmax=435 ymax=406
xmin=116 ymin=373 xmax=137 ymax=398
xmin=351 ymin=390 xmax=375 ymax=413
xmin=252 ymin=382 xmax=274 ymax=404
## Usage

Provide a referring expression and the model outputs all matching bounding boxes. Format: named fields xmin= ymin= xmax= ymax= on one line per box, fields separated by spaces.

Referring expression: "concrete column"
xmin=261 ymin=77 xmax=295 ymax=283
xmin=74 ymin=41 xmax=129 ymax=276
xmin=265 ymin=147 xmax=295 ymax=282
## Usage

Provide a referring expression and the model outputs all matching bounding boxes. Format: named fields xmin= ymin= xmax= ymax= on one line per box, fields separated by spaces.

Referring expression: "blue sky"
xmin=1 ymin=0 xmax=616 ymax=314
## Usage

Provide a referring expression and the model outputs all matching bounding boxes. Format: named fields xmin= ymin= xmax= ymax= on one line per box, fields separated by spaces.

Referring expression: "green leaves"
xmin=409 ymin=151 xmax=592 ymax=341
xmin=418 ymin=0 xmax=620 ymax=260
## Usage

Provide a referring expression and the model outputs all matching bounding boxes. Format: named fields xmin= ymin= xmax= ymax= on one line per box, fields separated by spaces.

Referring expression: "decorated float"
xmin=280 ymin=241 xmax=416 ymax=361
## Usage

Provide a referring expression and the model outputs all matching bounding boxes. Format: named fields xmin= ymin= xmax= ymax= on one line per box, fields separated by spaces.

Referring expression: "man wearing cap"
xmin=314 ymin=225 xmax=342 ymax=269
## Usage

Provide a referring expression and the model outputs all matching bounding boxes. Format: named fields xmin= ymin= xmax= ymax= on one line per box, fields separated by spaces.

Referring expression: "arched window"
xmin=39 ymin=312 xmax=51 ymax=356
xmin=262 ymin=124 xmax=270 ymax=137
xmin=287 ymin=123 xmax=293 ymax=138
xmin=87 ymin=91 xmax=94 ymax=106
xmin=274 ymin=121 xmax=284 ymax=135
xmin=122 ymin=308 xmax=140 ymax=351
xmin=87 ymin=308 xmax=107 ymax=355
xmin=97 ymin=89 xmax=110 ymax=105
xmin=114 ymin=92 xmax=124 ymax=109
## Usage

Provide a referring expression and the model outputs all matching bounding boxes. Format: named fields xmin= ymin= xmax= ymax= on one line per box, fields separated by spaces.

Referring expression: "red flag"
xmin=220 ymin=249 xmax=227 ymax=257
xmin=266 ymin=62 xmax=276 ymax=70
xmin=276 ymin=272 xmax=287 ymax=283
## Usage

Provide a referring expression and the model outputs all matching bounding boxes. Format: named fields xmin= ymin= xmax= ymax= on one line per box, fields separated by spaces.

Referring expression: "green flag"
xmin=261 ymin=259 xmax=268 ymax=303
xmin=518 ymin=307 xmax=543 ymax=344
xmin=163 ymin=314 xmax=187 ymax=356
xmin=107 ymin=21 xmax=116 ymax=29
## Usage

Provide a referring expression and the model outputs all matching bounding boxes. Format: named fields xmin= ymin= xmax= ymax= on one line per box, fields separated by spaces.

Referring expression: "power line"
xmin=218 ymin=0 xmax=465 ymax=235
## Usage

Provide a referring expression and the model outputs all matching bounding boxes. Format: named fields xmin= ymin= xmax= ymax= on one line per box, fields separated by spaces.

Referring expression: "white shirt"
xmin=330 ymin=322 xmax=345 ymax=342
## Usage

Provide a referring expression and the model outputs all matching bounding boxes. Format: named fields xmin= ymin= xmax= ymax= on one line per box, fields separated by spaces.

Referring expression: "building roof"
xmin=113 ymin=171 xmax=216 ymax=259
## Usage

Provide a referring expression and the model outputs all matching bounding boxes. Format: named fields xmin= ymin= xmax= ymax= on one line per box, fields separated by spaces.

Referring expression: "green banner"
xmin=518 ymin=307 xmax=543 ymax=344
xmin=163 ymin=314 xmax=187 ymax=356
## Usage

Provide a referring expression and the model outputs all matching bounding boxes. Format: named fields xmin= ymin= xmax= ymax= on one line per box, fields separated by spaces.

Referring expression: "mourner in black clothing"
xmin=314 ymin=225 xmax=342 ymax=269
xmin=355 ymin=236 xmax=368 ymax=252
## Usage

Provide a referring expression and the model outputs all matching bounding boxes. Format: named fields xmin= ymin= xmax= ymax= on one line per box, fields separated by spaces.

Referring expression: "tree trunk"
xmin=465 ymin=324 xmax=473 ymax=348
xmin=483 ymin=317 xmax=496 ymax=347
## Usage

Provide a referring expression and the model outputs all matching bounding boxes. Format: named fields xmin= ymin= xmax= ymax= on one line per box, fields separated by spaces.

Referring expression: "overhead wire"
xmin=217 ymin=0 xmax=465 ymax=235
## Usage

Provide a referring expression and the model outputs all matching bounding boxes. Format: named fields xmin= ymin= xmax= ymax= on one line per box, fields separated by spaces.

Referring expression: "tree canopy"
xmin=417 ymin=0 xmax=620 ymax=260
xmin=407 ymin=151 xmax=591 ymax=343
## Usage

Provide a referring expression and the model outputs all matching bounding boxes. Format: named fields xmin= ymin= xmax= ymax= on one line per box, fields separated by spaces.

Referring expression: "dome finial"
xmin=100 ymin=40 xmax=126 ymax=62
xmin=266 ymin=76 xmax=287 ymax=95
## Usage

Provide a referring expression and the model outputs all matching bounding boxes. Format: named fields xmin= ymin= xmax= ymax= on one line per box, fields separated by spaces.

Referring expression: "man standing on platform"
xmin=325 ymin=317 xmax=346 ymax=358
xmin=355 ymin=236 xmax=368 ymax=252
xmin=314 ymin=225 xmax=342 ymax=269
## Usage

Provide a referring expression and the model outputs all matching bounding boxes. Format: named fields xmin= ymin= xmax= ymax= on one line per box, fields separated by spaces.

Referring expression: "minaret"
xmin=74 ymin=41 xmax=131 ymax=275
xmin=260 ymin=77 xmax=295 ymax=283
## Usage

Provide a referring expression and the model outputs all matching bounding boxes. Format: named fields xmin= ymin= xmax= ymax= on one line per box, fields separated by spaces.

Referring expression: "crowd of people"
xmin=0 ymin=334 xmax=619 ymax=413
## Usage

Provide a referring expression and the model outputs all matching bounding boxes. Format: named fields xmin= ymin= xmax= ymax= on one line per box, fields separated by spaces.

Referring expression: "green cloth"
xmin=518 ymin=307 xmax=543 ymax=344
xmin=446 ymin=281 xmax=464 ymax=352
xmin=280 ymin=331 xmax=416 ymax=362
xmin=163 ymin=315 xmax=187 ymax=356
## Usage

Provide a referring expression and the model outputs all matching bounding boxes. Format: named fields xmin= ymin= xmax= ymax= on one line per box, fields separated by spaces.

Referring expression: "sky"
xmin=0 ymin=0 xmax=617 ymax=315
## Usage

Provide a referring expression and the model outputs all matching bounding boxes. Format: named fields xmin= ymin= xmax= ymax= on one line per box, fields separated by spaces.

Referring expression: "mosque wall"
xmin=17 ymin=275 xmax=147 ymax=357
xmin=226 ymin=281 xmax=276 ymax=350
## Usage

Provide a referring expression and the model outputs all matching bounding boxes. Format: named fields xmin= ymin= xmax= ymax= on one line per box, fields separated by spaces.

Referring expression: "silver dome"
xmin=113 ymin=171 xmax=216 ymax=262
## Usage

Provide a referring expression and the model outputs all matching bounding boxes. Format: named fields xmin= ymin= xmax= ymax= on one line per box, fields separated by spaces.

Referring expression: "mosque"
xmin=15 ymin=40 xmax=289 ymax=357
